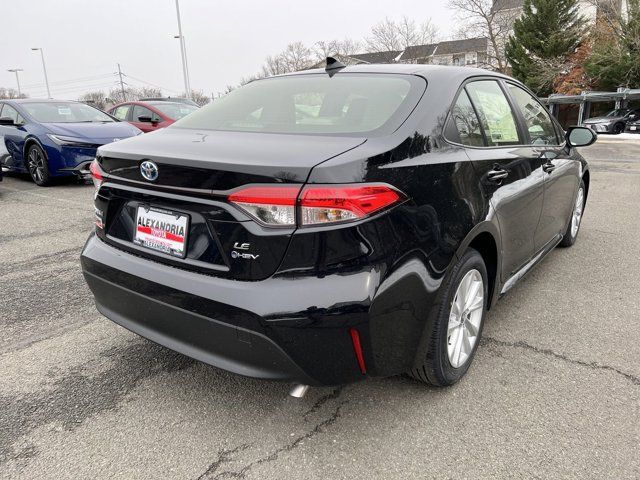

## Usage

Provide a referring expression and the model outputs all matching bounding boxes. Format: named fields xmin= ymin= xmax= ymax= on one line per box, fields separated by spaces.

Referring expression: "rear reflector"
xmin=228 ymin=183 xmax=404 ymax=228
xmin=349 ymin=328 xmax=367 ymax=374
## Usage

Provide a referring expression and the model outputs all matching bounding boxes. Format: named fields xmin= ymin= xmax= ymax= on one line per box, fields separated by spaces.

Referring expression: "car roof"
xmin=278 ymin=64 xmax=511 ymax=83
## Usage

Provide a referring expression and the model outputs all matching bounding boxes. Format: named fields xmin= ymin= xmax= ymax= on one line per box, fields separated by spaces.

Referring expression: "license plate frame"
xmin=134 ymin=206 xmax=190 ymax=259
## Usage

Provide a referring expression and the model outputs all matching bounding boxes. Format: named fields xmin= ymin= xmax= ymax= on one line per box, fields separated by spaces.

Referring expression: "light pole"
xmin=31 ymin=48 xmax=51 ymax=98
xmin=7 ymin=68 xmax=23 ymax=97
xmin=174 ymin=0 xmax=192 ymax=99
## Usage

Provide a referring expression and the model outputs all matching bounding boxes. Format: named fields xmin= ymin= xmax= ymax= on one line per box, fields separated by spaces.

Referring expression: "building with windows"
xmin=399 ymin=38 xmax=490 ymax=67
xmin=313 ymin=37 xmax=492 ymax=70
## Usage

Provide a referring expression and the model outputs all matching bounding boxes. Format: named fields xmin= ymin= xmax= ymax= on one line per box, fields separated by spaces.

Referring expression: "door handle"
xmin=543 ymin=161 xmax=556 ymax=173
xmin=487 ymin=168 xmax=509 ymax=183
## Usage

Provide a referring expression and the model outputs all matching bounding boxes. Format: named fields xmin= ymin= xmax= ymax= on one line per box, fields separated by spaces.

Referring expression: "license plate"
xmin=631 ymin=126 xmax=637 ymax=131
xmin=134 ymin=206 xmax=189 ymax=258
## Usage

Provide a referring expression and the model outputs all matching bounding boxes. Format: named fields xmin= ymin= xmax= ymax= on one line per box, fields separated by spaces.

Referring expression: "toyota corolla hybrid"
xmin=0 ymin=99 xmax=141 ymax=186
xmin=81 ymin=62 xmax=595 ymax=390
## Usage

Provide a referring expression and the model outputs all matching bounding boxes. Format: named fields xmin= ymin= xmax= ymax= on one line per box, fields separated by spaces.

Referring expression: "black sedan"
xmin=81 ymin=62 xmax=595 ymax=391
xmin=583 ymin=107 xmax=640 ymax=134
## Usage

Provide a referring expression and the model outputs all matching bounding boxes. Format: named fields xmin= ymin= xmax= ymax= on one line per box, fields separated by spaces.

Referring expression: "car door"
xmin=0 ymin=103 xmax=9 ymax=165
xmin=505 ymin=82 xmax=580 ymax=250
xmin=131 ymin=105 xmax=161 ymax=133
xmin=460 ymin=79 xmax=545 ymax=280
xmin=0 ymin=104 xmax=27 ymax=169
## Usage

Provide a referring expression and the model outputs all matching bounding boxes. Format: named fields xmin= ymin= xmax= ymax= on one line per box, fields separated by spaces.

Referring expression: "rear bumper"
xmin=81 ymin=234 xmax=401 ymax=386
xmin=84 ymin=268 xmax=318 ymax=384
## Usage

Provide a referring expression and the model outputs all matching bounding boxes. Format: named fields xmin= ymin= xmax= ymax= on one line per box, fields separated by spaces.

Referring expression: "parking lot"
xmin=1 ymin=139 xmax=639 ymax=479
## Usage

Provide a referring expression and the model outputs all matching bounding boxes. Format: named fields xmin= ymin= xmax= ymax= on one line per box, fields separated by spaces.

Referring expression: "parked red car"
xmin=107 ymin=100 xmax=199 ymax=133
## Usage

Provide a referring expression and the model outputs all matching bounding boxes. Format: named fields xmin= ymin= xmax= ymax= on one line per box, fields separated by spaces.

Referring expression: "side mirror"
xmin=567 ymin=126 xmax=597 ymax=148
xmin=137 ymin=115 xmax=153 ymax=123
xmin=0 ymin=117 xmax=16 ymax=126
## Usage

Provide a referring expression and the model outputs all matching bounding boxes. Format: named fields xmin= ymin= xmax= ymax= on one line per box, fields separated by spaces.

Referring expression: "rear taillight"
xmin=89 ymin=159 xmax=104 ymax=189
xmin=228 ymin=183 xmax=404 ymax=227
xmin=300 ymin=185 xmax=402 ymax=226
xmin=228 ymin=186 xmax=300 ymax=226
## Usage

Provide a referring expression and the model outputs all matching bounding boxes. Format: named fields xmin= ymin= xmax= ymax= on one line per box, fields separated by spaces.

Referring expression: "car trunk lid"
xmin=94 ymin=128 xmax=366 ymax=280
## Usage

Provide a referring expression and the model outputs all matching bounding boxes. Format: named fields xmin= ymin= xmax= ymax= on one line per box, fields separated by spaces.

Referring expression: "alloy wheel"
xmin=571 ymin=187 xmax=585 ymax=238
xmin=28 ymin=148 xmax=45 ymax=183
xmin=447 ymin=269 xmax=484 ymax=369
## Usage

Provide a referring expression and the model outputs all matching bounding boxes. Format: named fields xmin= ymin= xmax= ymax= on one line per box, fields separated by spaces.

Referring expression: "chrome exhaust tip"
xmin=289 ymin=384 xmax=310 ymax=398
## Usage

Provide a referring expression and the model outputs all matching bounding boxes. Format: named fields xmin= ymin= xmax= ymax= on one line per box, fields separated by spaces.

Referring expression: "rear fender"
xmin=454 ymin=220 xmax=503 ymax=309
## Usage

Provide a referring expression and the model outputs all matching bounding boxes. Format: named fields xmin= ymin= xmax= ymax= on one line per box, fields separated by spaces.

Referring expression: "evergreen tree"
xmin=506 ymin=0 xmax=585 ymax=96
xmin=585 ymin=0 xmax=640 ymax=90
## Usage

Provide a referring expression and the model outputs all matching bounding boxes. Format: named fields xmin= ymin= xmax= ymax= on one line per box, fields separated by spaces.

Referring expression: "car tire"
xmin=409 ymin=248 xmax=488 ymax=387
xmin=613 ymin=123 xmax=624 ymax=134
xmin=25 ymin=143 xmax=52 ymax=186
xmin=559 ymin=180 xmax=586 ymax=248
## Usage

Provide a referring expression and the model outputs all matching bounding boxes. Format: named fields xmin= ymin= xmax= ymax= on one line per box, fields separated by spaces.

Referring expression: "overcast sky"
xmin=0 ymin=0 xmax=453 ymax=100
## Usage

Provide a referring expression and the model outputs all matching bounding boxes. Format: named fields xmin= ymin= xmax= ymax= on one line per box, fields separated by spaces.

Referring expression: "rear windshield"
xmin=172 ymin=73 xmax=425 ymax=136
xmin=21 ymin=102 xmax=114 ymax=123
xmin=149 ymin=102 xmax=198 ymax=119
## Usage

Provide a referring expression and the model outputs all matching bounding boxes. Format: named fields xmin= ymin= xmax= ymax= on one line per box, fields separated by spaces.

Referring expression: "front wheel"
xmin=26 ymin=143 xmax=52 ymax=186
xmin=410 ymin=248 xmax=488 ymax=387
xmin=559 ymin=180 xmax=586 ymax=248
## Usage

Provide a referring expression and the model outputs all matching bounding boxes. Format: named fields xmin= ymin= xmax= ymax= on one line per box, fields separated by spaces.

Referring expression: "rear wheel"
xmin=559 ymin=180 xmax=585 ymax=248
xmin=26 ymin=144 xmax=52 ymax=186
xmin=613 ymin=123 xmax=624 ymax=134
xmin=410 ymin=248 xmax=488 ymax=386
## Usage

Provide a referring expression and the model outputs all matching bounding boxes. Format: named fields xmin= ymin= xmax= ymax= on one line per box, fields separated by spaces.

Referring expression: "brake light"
xmin=300 ymin=184 xmax=402 ymax=226
xmin=89 ymin=159 xmax=104 ymax=189
xmin=228 ymin=184 xmax=404 ymax=227
xmin=228 ymin=186 xmax=300 ymax=226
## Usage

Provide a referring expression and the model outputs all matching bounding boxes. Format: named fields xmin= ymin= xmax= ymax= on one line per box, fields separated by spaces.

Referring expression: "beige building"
xmin=314 ymin=37 xmax=492 ymax=70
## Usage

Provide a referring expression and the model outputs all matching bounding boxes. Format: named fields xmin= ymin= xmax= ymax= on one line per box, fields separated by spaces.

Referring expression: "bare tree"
xmin=585 ymin=0 xmax=636 ymax=39
xmin=314 ymin=38 xmax=361 ymax=60
xmin=135 ymin=86 xmax=163 ymax=99
xmin=365 ymin=16 xmax=439 ymax=52
xmin=185 ymin=90 xmax=211 ymax=106
xmin=0 ymin=87 xmax=27 ymax=99
xmin=448 ymin=0 xmax=518 ymax=73
xmin=79 ymin=91 xmax=108 ymax=110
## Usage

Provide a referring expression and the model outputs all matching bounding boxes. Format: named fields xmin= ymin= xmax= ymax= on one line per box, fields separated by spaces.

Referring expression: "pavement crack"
xmin=483 ymin=336 xmax=640 ymax=386
xmin=210 ymin=400 xmax=348 ymax=479
xmin=196 ymin=444 xmax=251 ymax=480
xmin=303 ymin=386 xmax=343 ymax=420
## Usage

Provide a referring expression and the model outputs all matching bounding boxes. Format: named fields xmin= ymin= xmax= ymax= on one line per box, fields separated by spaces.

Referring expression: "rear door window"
xmin=445 ymin=90 xmax=485 ymax=147
xmin=465 ymin=80 xmax=521 ymax=146
xmin=507 ymin=84 xmax=559 ymax=145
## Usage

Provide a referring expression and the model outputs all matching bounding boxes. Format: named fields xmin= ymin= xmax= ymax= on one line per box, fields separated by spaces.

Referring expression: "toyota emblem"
xmin=140 ymin=160 xmax=159 ymax=181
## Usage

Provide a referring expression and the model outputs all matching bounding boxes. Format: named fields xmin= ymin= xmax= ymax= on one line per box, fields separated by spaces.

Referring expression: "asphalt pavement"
xmin=1 ymin=138 xmax=639 ymax=479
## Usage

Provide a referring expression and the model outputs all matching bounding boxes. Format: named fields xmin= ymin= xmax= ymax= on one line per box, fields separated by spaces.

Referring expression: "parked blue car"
xmin=0 ymin=99 xmax=142 ymax=186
